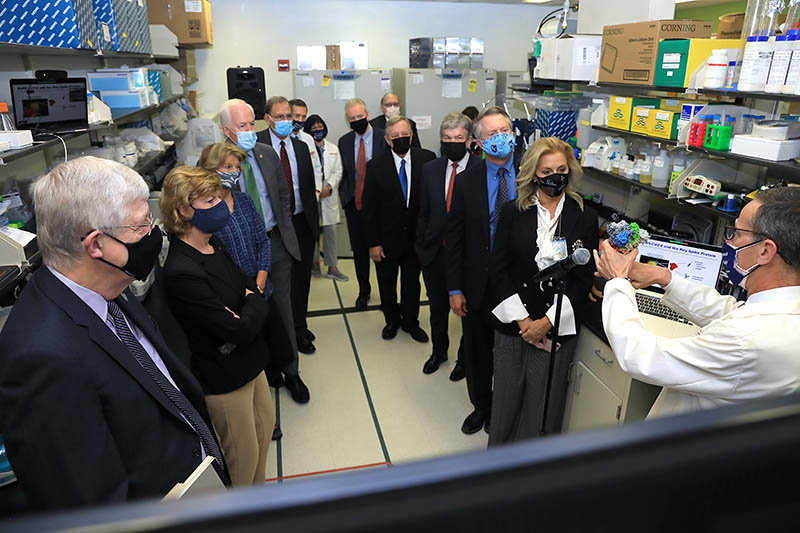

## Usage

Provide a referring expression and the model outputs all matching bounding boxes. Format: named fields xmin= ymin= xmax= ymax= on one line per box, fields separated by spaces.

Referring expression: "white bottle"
xmin=652 ymin=149 xmax=671 ymax=189
xmin=739 ymin=36 xmax=774 ymax=92
xmin=766 ymin=35 xmax=793 ymax=93
xmin=788 ymin=30 xmax=800 ymax=94
xmin=704 ymin=49 xmax=730 ymax=89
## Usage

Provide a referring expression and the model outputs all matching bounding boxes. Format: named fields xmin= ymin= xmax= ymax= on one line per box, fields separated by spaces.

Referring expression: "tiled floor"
xmin=267 ymin=258 xmax=487 ymax=483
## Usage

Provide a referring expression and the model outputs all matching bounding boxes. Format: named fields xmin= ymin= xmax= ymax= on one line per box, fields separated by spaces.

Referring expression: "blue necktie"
xmin=106 ymin=300 xmax=227 ymax=477
xmin=399 ymin=159 xmax=408 ymax=205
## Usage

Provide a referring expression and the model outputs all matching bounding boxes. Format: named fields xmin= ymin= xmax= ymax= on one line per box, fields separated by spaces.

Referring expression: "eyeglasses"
xmin=723 ymin=225 xmax=770 ymax=242
xmin=103 ymin=212 xmax=156 ymax=236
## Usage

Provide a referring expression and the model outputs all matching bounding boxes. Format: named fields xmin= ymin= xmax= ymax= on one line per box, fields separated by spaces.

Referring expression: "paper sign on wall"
xmin=302 ymin=76 xmax=314 ymax=87
xmin=412 ymin=73 xmax=424 ymax=85
xmin=412 ymin=115 xmax=432 ymax=130
xmin=468 ymin=78 xmax=477 ymax=93
xmin=381 ymin=78 xmax=391 ymax=92
xmin=334 ymin=79 xmax=356 ymax=100
xmin=485 ymin=77 xmax=495 ymax=94
xmin=321 ymin=75 xmax=331 ymax=87
xmin=442 ymin=78 xmax=462 ymax=99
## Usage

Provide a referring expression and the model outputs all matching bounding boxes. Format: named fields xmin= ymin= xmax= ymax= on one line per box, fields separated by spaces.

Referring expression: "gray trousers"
xmin=313 ymin=224 xmax=338 ymax=269
xmin=488 ymin=331 xmax=576 ymax=446
xmin=269 ymin=231 xmax=299 ymax=375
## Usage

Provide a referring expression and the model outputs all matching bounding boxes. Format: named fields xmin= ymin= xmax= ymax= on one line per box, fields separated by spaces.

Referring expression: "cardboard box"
xmin=147 ymin=0 xmax=213 ymax=46
xmin=88 ymin=69 xmax=146 ymax=92
xmin=0 ymin=0 xmax=98 ymax=50
xmin=599 ymin=20 xmax=713 ymax=85
xmin=326 ymin=45 xmax=341 ymax=70
xmin=99 ymin=88 xmax=148 ymax=109
xmin=555 ymin=34 xmax=602 ymax=81
xmin=718 ymin=13 xmax=745 ymax=39
xmin=631 ymin=107 xmax=655 ymax=135
xmin=176 ymin=48 xmax=196 ymax=80
xmin=112 ymin=0 xmax=151 ymax=54
xmin=534 ymin=38 xmax=559 ymax=79
xmin=607 ymin=96 xmax=660 ymax=130
xmin=660 ymin=98 xmax=683 ymax=112
xmin=650 ymin=109 xmax=679 ymax=140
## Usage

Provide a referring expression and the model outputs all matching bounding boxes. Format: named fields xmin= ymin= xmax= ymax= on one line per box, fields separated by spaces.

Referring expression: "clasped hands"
xmin=517 ymin=316 xmax=552 ymax=345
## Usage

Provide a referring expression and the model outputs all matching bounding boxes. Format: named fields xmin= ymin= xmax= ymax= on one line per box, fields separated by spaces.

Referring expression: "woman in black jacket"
xmin=488 ymin=137 xmax=599 ymax=445
xmin=159 ymin=166 xmax=274 ymax=486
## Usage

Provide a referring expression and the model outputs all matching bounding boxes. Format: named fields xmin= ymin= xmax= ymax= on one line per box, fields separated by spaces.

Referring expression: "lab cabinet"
xmin=562 ymin=361 xmax=623 ymax=432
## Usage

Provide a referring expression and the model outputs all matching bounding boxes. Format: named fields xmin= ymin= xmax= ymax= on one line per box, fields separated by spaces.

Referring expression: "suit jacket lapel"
xmin=476 ymin=161 xmax=490 ymax=242
xmin=253 ymin=145 xmax=282 ymax=214
xmin=38 ymin=269 xmax=186 ymax=424
xmin=384 ymin=153 xmax=405 ymax=205
xmin=559 ymin=197 xmax=581 ymax=242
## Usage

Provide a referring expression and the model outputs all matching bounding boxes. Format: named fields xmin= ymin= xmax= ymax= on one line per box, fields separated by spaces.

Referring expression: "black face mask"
xmin=350 ymin=117 xmax=369 ymax=135
xmin=391 ymin=136 xmax=412 ymax=156
xmin=441 ymin=141 xmax=468 ymax=162
xmin=537 ymin=173 xmax=570 ymax=197
xmin=92 ymin=227 xmax=164 ymax=281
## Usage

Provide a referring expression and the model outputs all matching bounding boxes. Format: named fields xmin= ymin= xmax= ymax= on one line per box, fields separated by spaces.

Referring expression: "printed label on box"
xmin=615 ymin=97 xmax=627 ymax=104
xmin=656 ymin=111 xmax=671 ymax=120
xmin=185 ymin=0 xmax=203 ymax=12
xmin=102 ymin=22 xmax=111 ymax=43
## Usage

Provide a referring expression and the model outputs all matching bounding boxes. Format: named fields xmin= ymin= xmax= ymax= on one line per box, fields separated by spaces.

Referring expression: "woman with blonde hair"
xmin=160 ymin=165 xmax=275 ymax=485
xmin=488 ymin=137 xmax=599 ymax=445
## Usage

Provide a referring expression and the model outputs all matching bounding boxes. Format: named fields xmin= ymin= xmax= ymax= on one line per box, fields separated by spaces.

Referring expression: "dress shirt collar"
xmin=746 ymin=285 xmax=800 ymax=305
xmin=535 ymin=191 xmax=566 ymax=223
xmin=47 ymin=265 xmax=110 ymax=323
xmin=269 ymin=128 xmax=290 ymax=148
xmin=355 ymin=125 xmax=372 ymax=143
xmin=449 ymin=151 xmax=470 ymax=172
xmin=485 ymin=155 xmax=514 ymax=178
xmin=392 ymin=149 xmax=411 ymax=172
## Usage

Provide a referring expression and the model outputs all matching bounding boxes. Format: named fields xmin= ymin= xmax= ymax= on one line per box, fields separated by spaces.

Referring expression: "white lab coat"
xmin=602 ymin=276 xmax=800 ymax=418
xmin=317 ymin=138 xmax=343 ymax=226
xmin=293 ymin=130 xmax=323 ymax=195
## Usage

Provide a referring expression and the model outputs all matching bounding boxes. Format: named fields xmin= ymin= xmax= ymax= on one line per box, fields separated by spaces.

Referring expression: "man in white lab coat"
xmin=594 ymin=186 xmax=800 ymax=418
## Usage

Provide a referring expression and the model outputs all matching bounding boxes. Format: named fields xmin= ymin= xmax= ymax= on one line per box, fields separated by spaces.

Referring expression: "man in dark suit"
xmin=446 ymin=106 xmax=520 ymax=435
xmin=363 ymin=116 xmax=436 ymax=341
xmin=416 ymin=112 xmax=480 ymax=378
xmin=220 ymin=98 xmax=309 ymax=404
xmin=370 ymin=92 xmax=421 ymax=149
xmin=338 ymin=97 xmax=389 ymax=310
xmin=0 ymin=157 xmax=230 ymax=511
xmin=257 ymin=96 xmax=320 ymax=355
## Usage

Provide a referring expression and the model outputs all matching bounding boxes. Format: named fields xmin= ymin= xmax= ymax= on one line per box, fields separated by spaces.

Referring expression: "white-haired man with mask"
xmin=218 ymin=98 xmax=310 ymax=404
xmin=595 ymin=186 xmax=800 ymax=417
xmin=370 ymin=92 xmax=421 ymax=149
xmin=0 ymin=157 xmax=230 ymax=510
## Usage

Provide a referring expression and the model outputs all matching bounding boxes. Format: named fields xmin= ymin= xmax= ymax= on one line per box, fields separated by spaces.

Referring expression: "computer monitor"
xmin=635 ymin=235 xmax=724 ymax=292
xmin=9 ymin=78 xmax=88 ymax=134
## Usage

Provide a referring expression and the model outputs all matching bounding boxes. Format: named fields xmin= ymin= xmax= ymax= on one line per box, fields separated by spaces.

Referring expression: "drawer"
xmin=574 ymin=328 xmax=629 ymax=397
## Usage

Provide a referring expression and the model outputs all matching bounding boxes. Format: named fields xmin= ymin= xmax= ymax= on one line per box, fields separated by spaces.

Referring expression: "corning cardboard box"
xmin=599 ymin=20 xmax=713 ymax=85
xmin=148 ymin=0 xmax=213 ymax=46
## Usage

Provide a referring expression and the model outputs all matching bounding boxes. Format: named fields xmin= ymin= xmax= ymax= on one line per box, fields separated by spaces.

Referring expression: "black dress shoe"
xmin=272 ymin=424 xmax=283 ymax=441
xmin=304 ymin=329 xmax=316 ymax=342
xmin=297 ymin=335 xmax=316 ymax=354
xmin=461 ymin=409 xmax=488 ymax=435
xmin=284 ymin=374 xmax=310 ymax=404
xmin=355 ymin=294 xmax=369 ymax=310
xmin=267 ymin=371 xmax=285 ymax=389
xmin=402 ymin=325 xmax=429 ymax=343
xmin=382 ymin=323 xmax=399 ymax=340
xmin=423 ymin=353 xmax=447 ymax=374
xmin=449 ymin=360 xmax=465 ymax=381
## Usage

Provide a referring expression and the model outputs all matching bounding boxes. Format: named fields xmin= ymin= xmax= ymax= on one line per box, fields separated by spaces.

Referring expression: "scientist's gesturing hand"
xmin=594 ymin=240 xmax=672 ymax=289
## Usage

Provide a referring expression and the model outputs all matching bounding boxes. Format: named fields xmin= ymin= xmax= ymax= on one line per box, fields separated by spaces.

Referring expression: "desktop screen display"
xmin=10 ymin=80 xmax=87 ymax=129
xmin=636 ymin=237 xmax=723 ymax=289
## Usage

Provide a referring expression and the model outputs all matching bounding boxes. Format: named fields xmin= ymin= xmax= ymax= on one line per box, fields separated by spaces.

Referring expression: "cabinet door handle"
xmin=574 ymin=370 xmax=583 ymax=394
xmin=594 ymin=349 xmax=614 ymax=366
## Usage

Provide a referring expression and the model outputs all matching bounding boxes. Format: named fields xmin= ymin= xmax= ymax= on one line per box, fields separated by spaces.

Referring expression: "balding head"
xmin=218 ymin=99 xmax=256 ymax=144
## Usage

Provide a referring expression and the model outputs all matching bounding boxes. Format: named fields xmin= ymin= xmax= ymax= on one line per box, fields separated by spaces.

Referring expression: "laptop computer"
xmin=633 ymin=235 xmax=724 ymax=339
xmin=9 ymin=78 xmax=88 ymax=139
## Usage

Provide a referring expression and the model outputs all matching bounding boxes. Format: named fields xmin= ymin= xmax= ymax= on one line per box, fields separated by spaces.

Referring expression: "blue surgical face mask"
xmin=481 ymin=132 xmax=515 ymax=159
xmin=273 ymin=120 xmax=293 ymax=137
xmin=234 ymin=130 xmax=257 ymax=152
xmin=216 ymin=170 xmax=240 ymax=190
xmin=191 ymin=200 xmax=230 ymax=234
xmin=722 ymin=239 xmax=763 ymax=289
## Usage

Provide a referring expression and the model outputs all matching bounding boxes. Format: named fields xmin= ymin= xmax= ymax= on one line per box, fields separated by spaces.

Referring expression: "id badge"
xmin=552 ymin=238 xmax=568 ymax=261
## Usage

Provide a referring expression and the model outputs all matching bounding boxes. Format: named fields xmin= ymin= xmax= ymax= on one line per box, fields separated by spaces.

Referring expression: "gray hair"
xmin=473 ymin=106 xmax=513 ymax=140
xmin=265 ymin=96 xmax=289 ymax=116
xmin=32 ymin=156 xmax=149 ymax=272
xmin=752 ymin=186 xmax=800 ymax=271
xmin=386 ymin=115 xmax=411 ymax=131
xmin=440 ymin=112 xmax=473 ymax=137
xmin=380 ymin=92 xmax=398 ymax=106
xmin=218 ymin=98 xmax=254 ymax=129
xmin=344 ymin=97 xmax=367 ymax=119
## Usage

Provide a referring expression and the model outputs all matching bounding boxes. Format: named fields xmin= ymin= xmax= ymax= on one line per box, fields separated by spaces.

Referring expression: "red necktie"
xmin=280 ymin=141 xmax=296 ymax=214
xmin=446 ymin=161 xmax=458 ymax=213
xmin=355 ymin=138 xmax=366 ymax=211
